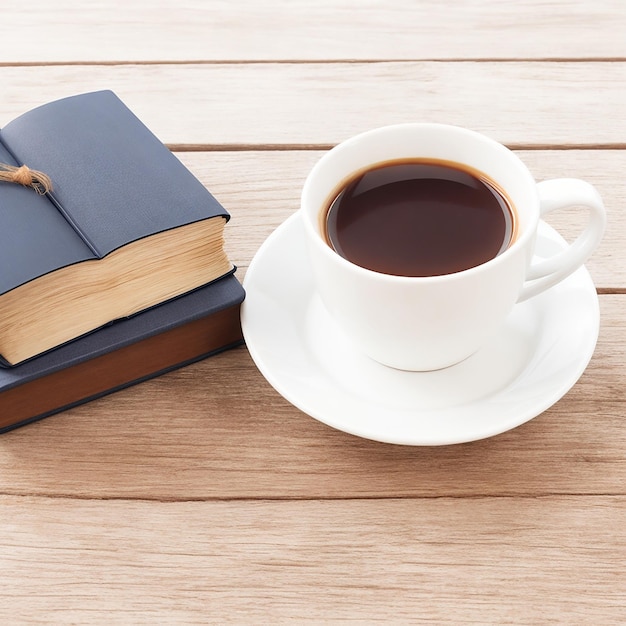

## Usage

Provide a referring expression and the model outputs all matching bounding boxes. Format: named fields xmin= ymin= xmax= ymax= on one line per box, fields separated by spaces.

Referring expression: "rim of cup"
xmin=300 ymin=122 xmax=540 ymax=283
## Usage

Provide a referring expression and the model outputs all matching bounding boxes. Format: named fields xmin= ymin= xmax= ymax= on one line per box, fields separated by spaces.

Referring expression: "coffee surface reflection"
xmin=324 ymin=159 xmax=516 ymax=277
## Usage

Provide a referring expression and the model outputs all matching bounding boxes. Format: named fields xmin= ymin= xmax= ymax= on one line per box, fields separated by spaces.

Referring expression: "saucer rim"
xmin=241 ymin=212 xmax=600 ymax=446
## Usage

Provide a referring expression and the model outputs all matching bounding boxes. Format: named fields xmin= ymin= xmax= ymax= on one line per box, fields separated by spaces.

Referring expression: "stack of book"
xmin=0 ymin=91 xmax=245 ymax=432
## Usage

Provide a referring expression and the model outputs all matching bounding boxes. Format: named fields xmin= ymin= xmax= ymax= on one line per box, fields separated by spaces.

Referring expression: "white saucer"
xmin=241 ymin=213 xmax=600 ymax=445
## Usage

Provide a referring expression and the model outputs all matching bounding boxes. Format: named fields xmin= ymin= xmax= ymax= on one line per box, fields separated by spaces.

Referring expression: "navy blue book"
xmin=0 ymin=274 xmax=244 ymax=434
xmin=0 ymin=90 xmax=234 ymax=366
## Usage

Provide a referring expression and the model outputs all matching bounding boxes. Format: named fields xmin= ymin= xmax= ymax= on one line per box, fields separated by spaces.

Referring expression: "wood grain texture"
xmin=0 ymin=495 xmax=624 ymax=624
xmin=0 ymin=294 xmax=622 ymax=501
xmin=0 ymin=62 xmax=625 ymax=146
xmin=1 ymin=0 xmax=625 ymax=62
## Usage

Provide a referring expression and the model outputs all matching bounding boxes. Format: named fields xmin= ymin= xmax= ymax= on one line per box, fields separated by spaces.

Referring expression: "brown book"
xmin=0 ymin=90 xmax=234 ymax=365
xmin=0 ymin=276 xmax=244 ymax=433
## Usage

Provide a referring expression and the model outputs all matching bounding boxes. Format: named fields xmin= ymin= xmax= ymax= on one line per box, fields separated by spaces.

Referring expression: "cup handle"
xmin=517 ymin=178 xmax=606 ymax=303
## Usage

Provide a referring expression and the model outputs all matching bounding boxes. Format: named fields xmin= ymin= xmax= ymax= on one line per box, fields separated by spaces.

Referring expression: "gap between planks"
xmin=598 ymin=288 xmax=626 ymax=294
xmin=1 ymin=58 xmax=626 ymax=67
xmin=167 ymin=143 xmax=626 ymax=152
xmin=0 ymin=492 xmax=623 ymax=504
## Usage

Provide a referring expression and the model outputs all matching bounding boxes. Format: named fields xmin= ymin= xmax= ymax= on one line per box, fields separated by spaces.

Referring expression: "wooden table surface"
xmin=1 ymin=2 xmax=625 ymax=623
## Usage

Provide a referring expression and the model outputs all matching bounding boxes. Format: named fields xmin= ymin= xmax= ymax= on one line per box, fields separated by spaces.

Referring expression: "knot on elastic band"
xmin=0 ymin=163 xmax=53 ymax=194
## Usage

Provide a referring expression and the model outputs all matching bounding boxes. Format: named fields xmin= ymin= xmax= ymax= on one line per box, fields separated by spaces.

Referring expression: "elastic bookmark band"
xmin=0 ymin=163 xmax=53 ymax=195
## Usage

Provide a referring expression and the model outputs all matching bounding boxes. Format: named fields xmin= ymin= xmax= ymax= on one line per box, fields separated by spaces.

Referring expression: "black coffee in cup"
xmin=323 ymin=159 xmax=517 ymax=277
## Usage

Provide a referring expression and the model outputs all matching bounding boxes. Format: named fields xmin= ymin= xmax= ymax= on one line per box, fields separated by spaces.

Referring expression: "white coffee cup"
xmin=300 ymin=123 xmax=606 ymax=371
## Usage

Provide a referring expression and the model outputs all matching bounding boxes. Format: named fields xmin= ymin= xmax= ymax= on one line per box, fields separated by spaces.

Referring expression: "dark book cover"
xmin=0 ymin=275 xmax=245 ymax=434
xmin=0 ymin=90 xmax=234 ymax=365
xmin=0 ymin=89 xmax=230 ymax=261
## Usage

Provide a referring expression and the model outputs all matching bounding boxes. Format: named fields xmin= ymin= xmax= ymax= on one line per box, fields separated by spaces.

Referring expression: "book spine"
xmin=0 ymin=303 xmax=244 ymax=433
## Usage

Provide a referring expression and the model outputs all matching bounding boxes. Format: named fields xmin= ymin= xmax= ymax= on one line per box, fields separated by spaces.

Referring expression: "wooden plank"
xmin=176 ymin=149 xmax=625 ymax=289
xmin=1 ymin=62 xmax=625 ymax=146
xmin=0 ymin=495 xmax=624 ymax=623
xmin=0 ymin=294 xmax=622 ymax=500
xmin=2 ymin=1 xmax=625 ymax=62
